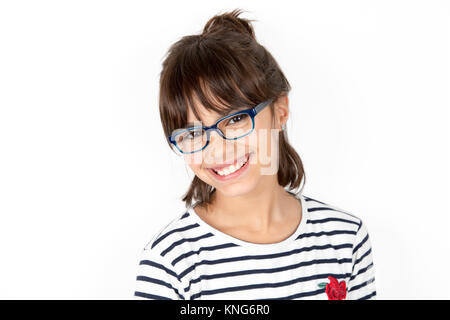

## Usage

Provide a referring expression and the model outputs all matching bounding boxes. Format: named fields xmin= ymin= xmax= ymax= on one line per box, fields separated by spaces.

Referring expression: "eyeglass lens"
xmin=174 ymin=112 xmax=253 ymax=153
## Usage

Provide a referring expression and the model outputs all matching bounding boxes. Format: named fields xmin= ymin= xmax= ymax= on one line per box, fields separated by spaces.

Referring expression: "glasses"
xmin=169 ymin=98 xmax=273 ymax=154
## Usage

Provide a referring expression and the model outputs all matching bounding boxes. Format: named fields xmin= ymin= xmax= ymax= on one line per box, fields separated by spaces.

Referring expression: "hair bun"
xmin=201 ymin=8 xmax=256 ymax=39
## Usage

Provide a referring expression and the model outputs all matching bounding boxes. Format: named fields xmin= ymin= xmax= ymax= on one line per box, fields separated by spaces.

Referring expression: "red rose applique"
xmin=317 ymin=276 xmax=347 ymax=300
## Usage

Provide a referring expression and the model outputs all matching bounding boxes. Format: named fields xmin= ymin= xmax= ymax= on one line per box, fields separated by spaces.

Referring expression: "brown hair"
xmin=159 ymin=8 xmax=306 ymax=208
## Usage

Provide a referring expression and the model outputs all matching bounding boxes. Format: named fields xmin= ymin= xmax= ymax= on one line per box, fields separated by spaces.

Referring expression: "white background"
xmin=0 ymin=0 xmax=448 ymax=299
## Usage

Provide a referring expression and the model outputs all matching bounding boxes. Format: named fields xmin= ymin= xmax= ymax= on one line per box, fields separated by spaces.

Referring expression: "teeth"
xmin=218 ymin=164 xmax=238 ymax=176
xmin=214 ymin=155 xmax=249 ymax=176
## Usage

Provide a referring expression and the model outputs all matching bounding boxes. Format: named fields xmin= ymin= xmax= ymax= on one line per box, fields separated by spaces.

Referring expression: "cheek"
xmin=188 ymin=163 xmax=202 ymax=175
xmin=183 ymin=152 xmax=204 ymax=169
xmin=251 ymin=126 xmax=279 ymax=167
xmin=184 ymin=153 xmax=211 ymax=179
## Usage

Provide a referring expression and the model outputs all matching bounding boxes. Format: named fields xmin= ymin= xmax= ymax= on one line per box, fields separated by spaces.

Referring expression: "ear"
xmin=274 ymin=94 xmax=289 ymax=130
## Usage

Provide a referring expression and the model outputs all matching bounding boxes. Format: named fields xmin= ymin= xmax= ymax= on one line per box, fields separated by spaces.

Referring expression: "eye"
xmin=185 ymin=129 xmax=203 ymax=140
xmin=228 ymin=114 xmax=245 ymax=125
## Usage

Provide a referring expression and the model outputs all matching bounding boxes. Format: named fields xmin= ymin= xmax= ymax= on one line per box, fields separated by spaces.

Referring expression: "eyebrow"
xmin=184 ymin=107 xmax=245 ymax=129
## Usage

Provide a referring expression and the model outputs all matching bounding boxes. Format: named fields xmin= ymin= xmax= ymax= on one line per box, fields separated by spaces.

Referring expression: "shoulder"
xmin=139 ymin=208 xmax=214 ymax=286
xmin=142 ymin=210 xmax=194 ymax=251
xmin=141 ymin=208 xmax=212 ymax=261
xmin=301 ymin=194 xmax=375 ymax=262
xmin=302 ymin=194 xmax=364 ymax=235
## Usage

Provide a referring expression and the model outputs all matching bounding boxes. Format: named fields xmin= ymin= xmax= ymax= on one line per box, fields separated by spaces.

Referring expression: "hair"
xmin=159 ymin=8 xmax=306 ymax=208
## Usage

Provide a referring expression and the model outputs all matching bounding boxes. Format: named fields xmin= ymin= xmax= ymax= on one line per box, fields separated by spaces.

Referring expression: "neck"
xmin=206 ymin=175 xmax=293 ymax=233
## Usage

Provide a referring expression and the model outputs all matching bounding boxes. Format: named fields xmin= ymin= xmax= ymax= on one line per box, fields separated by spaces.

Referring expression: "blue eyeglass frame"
xmin=169 ymin=98 xmax=274 ymax=154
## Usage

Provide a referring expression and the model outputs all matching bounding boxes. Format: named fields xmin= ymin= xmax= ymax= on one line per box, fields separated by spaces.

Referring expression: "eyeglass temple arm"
xmin=253 ymin=98 xmax=273 ymax=115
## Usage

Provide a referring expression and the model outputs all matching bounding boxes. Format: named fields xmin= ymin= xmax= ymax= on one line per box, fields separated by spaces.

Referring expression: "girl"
xmin=134 ymin=9 xmax=376 ymax=300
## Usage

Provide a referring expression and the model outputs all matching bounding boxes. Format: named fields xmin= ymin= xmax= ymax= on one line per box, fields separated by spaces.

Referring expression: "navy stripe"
xmin=308 ymin=207 xmax=339 ymax=212
xmin=307 ymin=217 xmax=360 ymax=227
xmin=179 ymin=243 xmax=353 ymax=280
xmin=157 ymin=229 xmax=356 ymax=267
xmin=354 ymin=248 xmax=372 ymax=267
xmin=359 ymin=291 xmax=376 ymax=300
xmin=351 ymin=247 xmax=372 ymax=275
xmin=134 ymin=291 xmax=172 ymax=300
xmin=171 ymin=243 xmax=239 ymax=266
xmin=268 ymin=288 xmax=325 ymax=300
xmin=139 ymin=259 xmax=180 ymax=281
xmin=171 ymin=230 xmax=352 ymax=266
xmin=348 ymin=277 xmax=375 ymax=293
xmin=190 ymin=272 xmax=351 ymax=300
xmin=161 ymin=232 xmax=215 ymax=257
xmin=308 ymin=206 xmax=360 ymax=221
xmin=185 ymin=258 xmax=351 ymax=292
xmin=180 ymin=212 xmax=189 ymax=219
xmin=296 ymin=229 xmax=356 ymax=240
xmin=136 ymin=275 xmax=185 ymax=299
xmin=303 ymin=196 xmax=327 ymax=205
xmin=350 ymin=262 xmax=374 ymax=282
xmin=356 ymin=221 xmax=363 ymax=232
xmin=353 ymin=233 xmax=369 ymax=255
xmin=151 ymin=223 xmax=200 ymax=249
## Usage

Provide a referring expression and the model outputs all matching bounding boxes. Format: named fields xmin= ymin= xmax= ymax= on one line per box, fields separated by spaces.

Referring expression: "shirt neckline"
xmin=187 ymin=191 xmax=308 ymax=250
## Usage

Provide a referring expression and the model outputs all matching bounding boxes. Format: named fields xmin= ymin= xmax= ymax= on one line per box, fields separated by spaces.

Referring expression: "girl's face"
xmin=183 ymin=96 xmax=288 ymax=198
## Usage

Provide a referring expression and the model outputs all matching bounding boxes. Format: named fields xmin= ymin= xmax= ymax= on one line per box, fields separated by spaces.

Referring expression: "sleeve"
xmin=347 ymin=221 xmax=377 ymax=300
xmin=133 ymin=247 xmax=185 ymax=300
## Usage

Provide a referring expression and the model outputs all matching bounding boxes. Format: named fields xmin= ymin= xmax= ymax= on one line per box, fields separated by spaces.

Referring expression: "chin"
xmin=216 ymin=183 xmax=254 ymax=198
xmin=195 ymin=158 xmax=262 ymax=198
xmin=212 ymin=172 xmax=260 ymax=198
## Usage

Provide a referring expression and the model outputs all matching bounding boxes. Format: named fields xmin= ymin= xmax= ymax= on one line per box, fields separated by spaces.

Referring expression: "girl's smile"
xmin=206 ymin=151 xmax=253 ymax=182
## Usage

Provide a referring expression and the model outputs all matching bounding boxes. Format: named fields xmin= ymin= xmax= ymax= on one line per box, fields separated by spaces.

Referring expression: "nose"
xmin=203 ymin=128 xmax=234 ymax=164
xmin=205 ymin=128 xmax=225 ymax=153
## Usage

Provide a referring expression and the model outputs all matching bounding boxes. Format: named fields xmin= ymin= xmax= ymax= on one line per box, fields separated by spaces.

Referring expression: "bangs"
xmin=160 ymin=34 xmax=269 ymax=137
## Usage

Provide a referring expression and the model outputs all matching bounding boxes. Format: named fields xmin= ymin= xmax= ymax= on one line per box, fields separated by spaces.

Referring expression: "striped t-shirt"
xmin=134 ymin=192 xmax=376 ymax=300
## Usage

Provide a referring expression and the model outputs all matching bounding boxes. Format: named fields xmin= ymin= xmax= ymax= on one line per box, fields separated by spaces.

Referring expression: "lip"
xmin=206 ymin=152 xmax=253 ymax=182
